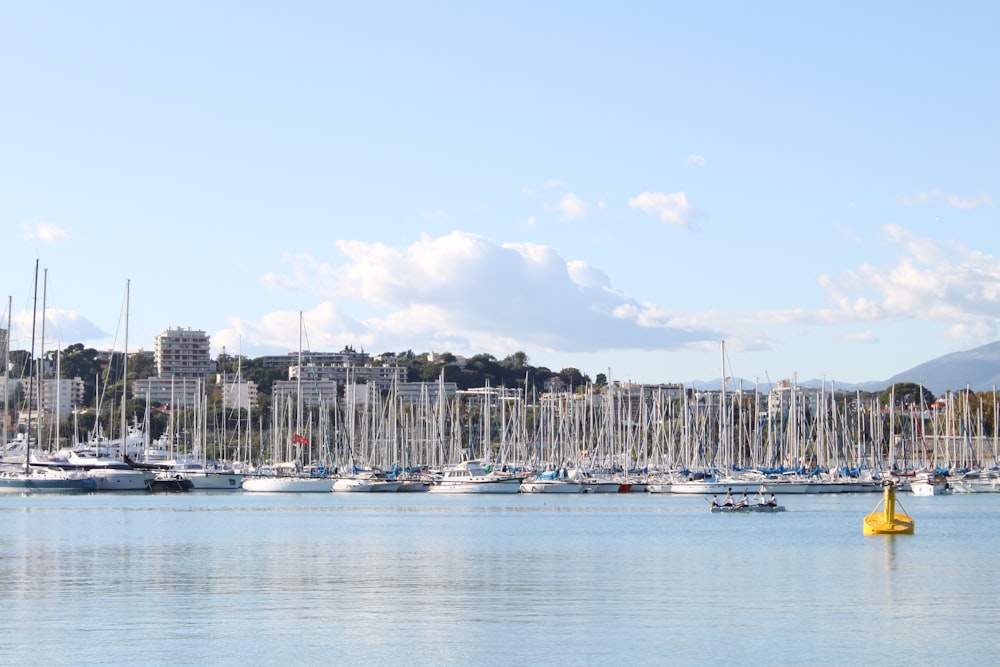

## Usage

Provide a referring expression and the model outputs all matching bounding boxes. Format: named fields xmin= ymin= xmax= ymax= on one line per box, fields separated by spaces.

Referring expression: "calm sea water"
xmin=0 ymin=490 xmax=995 ymax=666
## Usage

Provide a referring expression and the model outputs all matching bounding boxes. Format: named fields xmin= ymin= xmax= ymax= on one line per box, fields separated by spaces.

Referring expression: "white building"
xmin=133 ymin=377 xmax=204 ymax=408
xmin=155 ymin=327 xmax=214 ymax=378
xmin=218 ymin=375 xmax=258 ymax=411
xmin=272 ymin=363 xmax=408 ymax=408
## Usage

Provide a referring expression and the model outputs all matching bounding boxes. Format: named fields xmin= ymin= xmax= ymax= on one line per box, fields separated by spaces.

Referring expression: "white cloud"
xmin=750 ymin=226 xmax=1000 ymax=342
xmin=5 ymin=308 xmax=106 ymax=349
xmin=897 ymin=189 xmax=994 ymax=209
xmin=259 ymin=252 xmax=332 ymax=291
xmin=21 ymin=221 xmax=70 ymax=244
xmin=834 ymin=224 xmax=863 ymax=245
xmin=554 ymin=192 xmax=590 ymax=220
xmin=628 ymin=191 xmax=701 ymax=229
xmin=229 ymin=231 xmax=720 ymax=357
xmin=685 ymin=154 xmax=708 ymax=167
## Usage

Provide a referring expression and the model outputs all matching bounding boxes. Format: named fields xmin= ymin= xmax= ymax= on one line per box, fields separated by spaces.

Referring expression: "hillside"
xmin=884 ymin=340 xmax=1000 ymax=396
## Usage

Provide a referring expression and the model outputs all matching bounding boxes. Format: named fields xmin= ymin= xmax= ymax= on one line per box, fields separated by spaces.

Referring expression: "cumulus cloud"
xmin=748 ymin=225 xmax=1000 ymax=342
xmin=685 ymin=154 xmax=708 ymax=167
xmin=227 ymin=231 xmax=720 ymax=357
xmin=21 ymin=221 xmax=70 ymax=244
xmin=897 ymin=189 xmax=994 ymax=209
xmin=554 ymin=192 xmax=591 ymax=220
xmin=5 ymin=308 xmax=106 ymax=349
xmin=628 ymin=191 xmax=702 ymax=229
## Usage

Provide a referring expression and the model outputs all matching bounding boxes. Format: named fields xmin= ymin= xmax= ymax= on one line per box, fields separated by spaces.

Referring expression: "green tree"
xmin=558 ymin=367 xmax=590 ymax=389
xmin=502 ymin=351 xmax=529 ymax=369
xmin=8 ymin=350 xmax=31 ymax=377
xmin=128 ymin=352 xmax=157 ymax=380
xmin=878 ymin=382 xmax=935 ymax=408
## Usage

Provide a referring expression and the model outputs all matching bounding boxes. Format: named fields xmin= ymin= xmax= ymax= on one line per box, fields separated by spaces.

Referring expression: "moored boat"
xmin=0 ymin=467 xmax=97 ymax=493
xmin=520 ymin=469 xmax=583 ymax=494
xmin=428 ymin=460 xmax=523 ymax=494
xmin=242 ymin=474 xmax=333 ymax=493
xmin=147 ymin=473 xmax=194 ymax=492
xmin=909 ymin=471 xmax=950 ymax=496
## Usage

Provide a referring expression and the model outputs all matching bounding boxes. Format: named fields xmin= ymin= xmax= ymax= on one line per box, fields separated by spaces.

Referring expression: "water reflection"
xmin=1 ymin=493 xmax=998 ymax=666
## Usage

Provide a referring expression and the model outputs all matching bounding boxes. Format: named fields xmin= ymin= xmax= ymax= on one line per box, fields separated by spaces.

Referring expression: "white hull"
xmin=583 ymin=481 xmax=625 ymax=493
xmin=89 ymin=468 xmax=155 ymax=491
xmin=908 ymin=472 xmax=951 ymax=496
xmin=520 ymin=480 xmax=583 ymax=493
xmin=429 ymin=460 xmax=523 ymax=494
xmin=242 ymin=477 xmax=332 ymax=493
xmin=910 ymin=481 xmax=949 ymax=496
xmin=332 ymin=477 xmax=373 ymax=492
xmin=429 ymin=479 xmax=522 ymax=494
xmin=951 ymin=480 xmax=1000 ymax=493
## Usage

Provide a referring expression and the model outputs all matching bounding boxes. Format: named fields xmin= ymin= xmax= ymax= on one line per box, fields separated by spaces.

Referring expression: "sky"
xmin=2 ymin=2 xmax=998 ymax=387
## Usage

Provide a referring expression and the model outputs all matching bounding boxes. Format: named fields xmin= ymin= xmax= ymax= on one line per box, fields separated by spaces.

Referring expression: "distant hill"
xmin=884 ymin=340 xmax=1000 ymax=396
xmin=688 ymin=340 xmax=1000 ymax=397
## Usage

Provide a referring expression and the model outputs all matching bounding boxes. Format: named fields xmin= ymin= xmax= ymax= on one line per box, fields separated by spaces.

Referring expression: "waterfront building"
xmin=260 ymin=346 xmax=370 ymax=368
xmin=272 ymin=362 xmax=408 ymax=408
xmin=218 ymin=374 xmax=258 ymax=411
xmin=395 ymin=381 xmax=458 ymax=405
xmin=133 ymin=377 xmax=204 ymax=408
xmin=155 ymin=327 xmax=213 ymax=378
xmin=7 ymin=376 xmax=87 ymax=428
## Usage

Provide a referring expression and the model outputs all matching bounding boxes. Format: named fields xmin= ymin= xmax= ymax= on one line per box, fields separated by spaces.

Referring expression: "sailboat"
xmin=73 ymin=281 xmax=155 ymax=491
xmin=243 ymin=312 xmax=332 ymax=492
xmin=0 ymin=262 xmax=96 ymax=493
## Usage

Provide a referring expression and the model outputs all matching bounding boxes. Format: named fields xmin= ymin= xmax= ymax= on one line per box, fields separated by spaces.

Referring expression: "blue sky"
xmin=3 ymin=2 xmax=998 ymax=386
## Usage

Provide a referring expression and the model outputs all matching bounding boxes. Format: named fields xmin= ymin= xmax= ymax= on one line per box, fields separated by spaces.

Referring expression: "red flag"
xmin=293 ymin=433 xmax=310 ymax=445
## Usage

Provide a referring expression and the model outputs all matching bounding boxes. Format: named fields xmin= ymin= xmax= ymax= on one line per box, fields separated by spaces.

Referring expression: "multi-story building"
xmin=273 ymin=363 xmax=408 ymax=408
xmin=218 ymin=374 xmax=259 ymax=411
xmin=133 ymin=377 xmax=205 ymax=408
xmin=260 ymin=346 xmax=370 ymax=368
xmin=154 ymin=327 xmax=214 ymax=378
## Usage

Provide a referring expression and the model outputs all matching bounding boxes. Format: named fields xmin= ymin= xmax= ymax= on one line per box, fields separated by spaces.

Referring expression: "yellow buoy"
xmin=863 ymin=482 xmax=914 ymax=535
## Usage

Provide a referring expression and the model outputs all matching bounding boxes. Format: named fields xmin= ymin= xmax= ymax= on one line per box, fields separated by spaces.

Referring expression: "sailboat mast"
xmin=121 ymin=280 xmax=130 ymax=461
xmin=297 ymin=311 xmax=303 ymax=465
xmin=28 ymin=260 xmax=39 ymax=472
xmin=1 ymin=295 xmax=9 ymax=461
xmin=39 ymin=268 xmax=48 ymax=453
xmin=719 ymin=339 xmax=727 ymax=470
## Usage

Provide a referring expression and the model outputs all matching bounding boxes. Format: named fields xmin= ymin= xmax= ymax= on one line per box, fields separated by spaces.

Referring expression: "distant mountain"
xmin=686 ymin=341 xmax=1000 ymax=397
xmin=884 ymin=340 xmax=1000 ymax=396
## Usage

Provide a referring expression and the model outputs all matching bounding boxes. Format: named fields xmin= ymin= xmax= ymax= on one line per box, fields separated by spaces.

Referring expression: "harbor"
xmin=1 ymin=490 xmax=994 ymax=666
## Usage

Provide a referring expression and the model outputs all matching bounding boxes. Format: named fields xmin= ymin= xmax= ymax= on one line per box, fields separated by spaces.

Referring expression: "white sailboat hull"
xmin=242 ymin=477 xmax=332 ymax=493
xmin=332 ymin=477 xmax=373 ymax=492
xmin=89 ymin=468 xmax=155 ymax=491
xmin=520 ymin=480 xmax=583 ymax=493
xmin=429 ymin=479 xmax=522 ymax=494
